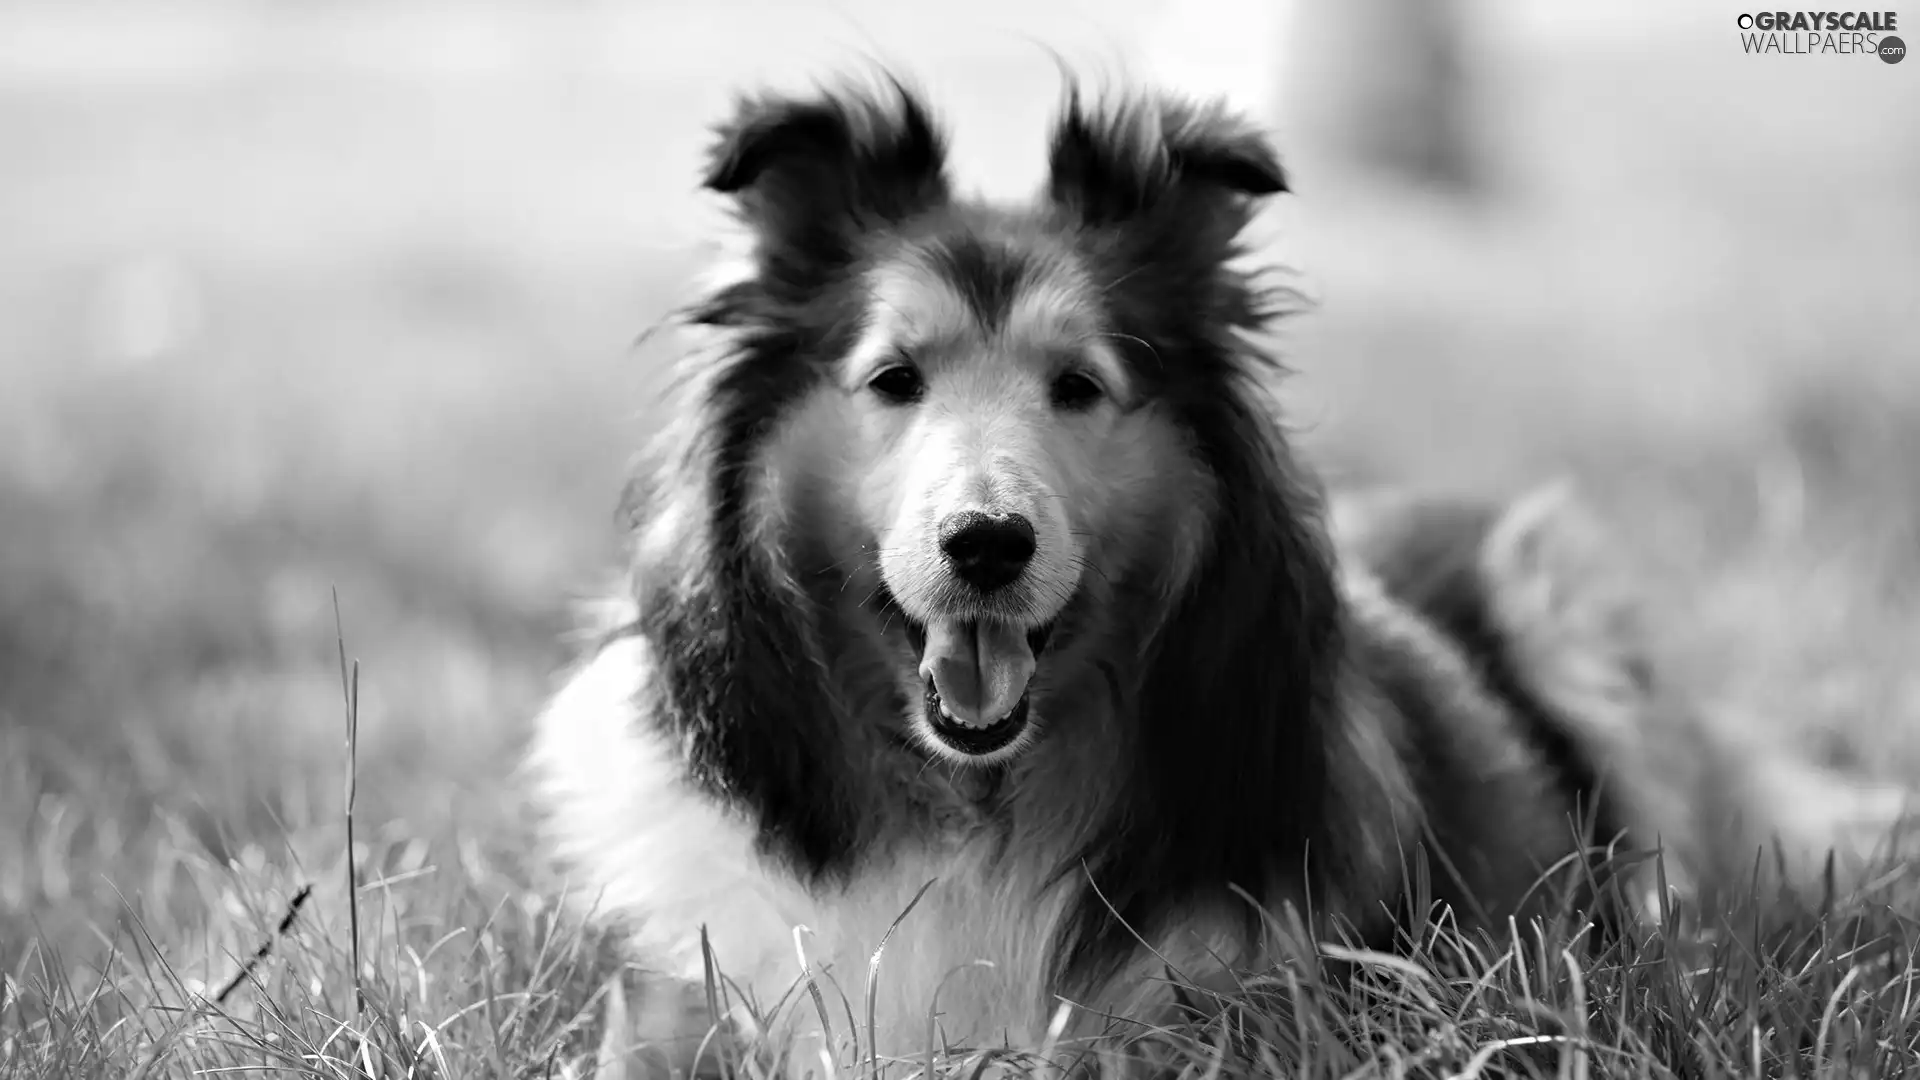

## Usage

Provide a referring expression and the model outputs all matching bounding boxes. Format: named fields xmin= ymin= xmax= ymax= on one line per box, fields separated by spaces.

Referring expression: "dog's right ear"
xmin=702 ymin=79 xmax=951 ymax=270
xmin=1044 ymin=89 xmax=1286 ymax=237
xmin=1042 ymin=88 xmax=1290 ymax=336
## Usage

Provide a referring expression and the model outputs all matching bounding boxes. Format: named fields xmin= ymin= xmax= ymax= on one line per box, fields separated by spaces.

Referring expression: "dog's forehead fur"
xmin=844 ymin=218 xmax=1126 ymax=390
xmin=892 ymin=225 xmax=1092 ymax=340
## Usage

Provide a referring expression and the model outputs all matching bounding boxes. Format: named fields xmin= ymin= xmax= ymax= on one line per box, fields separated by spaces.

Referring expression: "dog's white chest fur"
xmin=528 ymin=636 xmax=1074 ymax=1059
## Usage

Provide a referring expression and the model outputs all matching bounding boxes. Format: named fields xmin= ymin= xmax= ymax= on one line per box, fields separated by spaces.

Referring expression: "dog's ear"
xmin=703 ymin=79 xmax=951 ymax=274
xmin=1043 ymin=89 xmax=1289 ymax=337
xmin=1045 ymin=90 xmax=1285 ymax=232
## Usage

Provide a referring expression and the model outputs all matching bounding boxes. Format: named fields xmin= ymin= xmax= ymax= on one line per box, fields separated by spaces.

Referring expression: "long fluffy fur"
xmin=528 ymin=75 xmax=1911 ymax=1075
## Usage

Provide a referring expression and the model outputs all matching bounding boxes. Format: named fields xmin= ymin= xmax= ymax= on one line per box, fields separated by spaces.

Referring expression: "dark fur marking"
xmin=922 ymin=233 xmax=1035 ymax=333
xmin=638 ymin=336 xmax=863 ymax=880
xmin=1038 ymin=87 xmax=1346 ymax=993
xmin=631 ymin=81 xmax=958 ymax=882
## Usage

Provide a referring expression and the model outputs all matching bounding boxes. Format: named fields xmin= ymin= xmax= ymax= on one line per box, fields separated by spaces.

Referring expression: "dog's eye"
xmin=1049 ymin=370 xmax=1104 ymax=411
xmin=867 ymin=364 xmax=926 ymax=405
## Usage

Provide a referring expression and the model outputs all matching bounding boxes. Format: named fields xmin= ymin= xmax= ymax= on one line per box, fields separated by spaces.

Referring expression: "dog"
xmin=526 ymin=75 xmax=1911 ymax=1075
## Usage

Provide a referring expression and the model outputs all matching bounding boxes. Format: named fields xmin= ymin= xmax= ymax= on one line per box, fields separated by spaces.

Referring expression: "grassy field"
xmin=2 ymin=2 xmax=1919 ymax=1075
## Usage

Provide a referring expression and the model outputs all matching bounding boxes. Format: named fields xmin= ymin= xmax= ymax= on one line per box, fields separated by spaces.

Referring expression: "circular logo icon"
xmin=1881 ymin=35 xmax=1907 ymax=63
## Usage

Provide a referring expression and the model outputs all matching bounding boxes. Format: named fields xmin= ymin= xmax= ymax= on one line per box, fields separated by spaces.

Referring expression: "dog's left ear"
xmin=1044 ymin=91 xmax=1286 ymax=233
xmin=703 ymin=79 xmax=951 ymax=273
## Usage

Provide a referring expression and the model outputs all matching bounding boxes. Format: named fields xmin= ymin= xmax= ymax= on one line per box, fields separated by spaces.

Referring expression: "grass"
xmin=3 ymin=3 xmax=1920 ymax=1076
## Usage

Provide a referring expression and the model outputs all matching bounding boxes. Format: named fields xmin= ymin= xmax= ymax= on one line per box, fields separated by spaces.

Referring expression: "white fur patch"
xmin=529 ymin=636 xmax=1107 ymax=1065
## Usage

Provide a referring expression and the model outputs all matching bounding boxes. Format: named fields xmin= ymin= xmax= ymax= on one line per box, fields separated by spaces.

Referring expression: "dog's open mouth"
xmin=905 ymin=618 xmax=1052 ymax=757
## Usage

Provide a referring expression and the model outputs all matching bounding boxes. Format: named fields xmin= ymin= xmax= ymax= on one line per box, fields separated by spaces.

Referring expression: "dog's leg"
xmin=1475 ymin=484 xmax=1915 ymax=913
xmin=1333 ymin=482 xmax=1915 ymax=919
xmin=1699 ymin=722 xmax=1913 ymax=904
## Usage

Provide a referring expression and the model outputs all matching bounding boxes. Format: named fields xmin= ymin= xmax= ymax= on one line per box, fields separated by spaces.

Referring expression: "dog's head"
xmin=846 ymin=230 xmax=1145 ymax=763
xmin=632 ymin=76 xmax=1340 ymax=898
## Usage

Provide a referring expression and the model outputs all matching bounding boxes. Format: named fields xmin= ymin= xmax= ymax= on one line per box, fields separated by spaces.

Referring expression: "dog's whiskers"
xmin=1066 ymin=554 xmax=1112 ymax=591
xmin=1090 ymin=263 xmax=1151 ymax=297
xmin=1089 ymin=331 xmax=1161 ymax=370
xmin=833 ymin=548 xmax=882 ymax=596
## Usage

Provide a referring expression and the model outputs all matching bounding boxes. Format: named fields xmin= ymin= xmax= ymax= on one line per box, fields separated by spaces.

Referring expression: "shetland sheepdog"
xmin=527 ymin=74 xmax=1910 ymax=1075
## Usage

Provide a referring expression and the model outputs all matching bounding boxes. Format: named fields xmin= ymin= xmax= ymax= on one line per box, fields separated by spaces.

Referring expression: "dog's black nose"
xmin=938 ymin=511 xmax=1036 ymax=592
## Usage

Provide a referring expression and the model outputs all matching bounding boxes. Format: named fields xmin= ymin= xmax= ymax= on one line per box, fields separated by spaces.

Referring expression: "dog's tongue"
xmin=918 ymin=620 xmax=1034 ymax=728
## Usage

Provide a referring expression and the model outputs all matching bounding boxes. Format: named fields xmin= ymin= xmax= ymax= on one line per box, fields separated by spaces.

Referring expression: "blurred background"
xmin=1 ymin=0 xmax=1917 ymax=994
